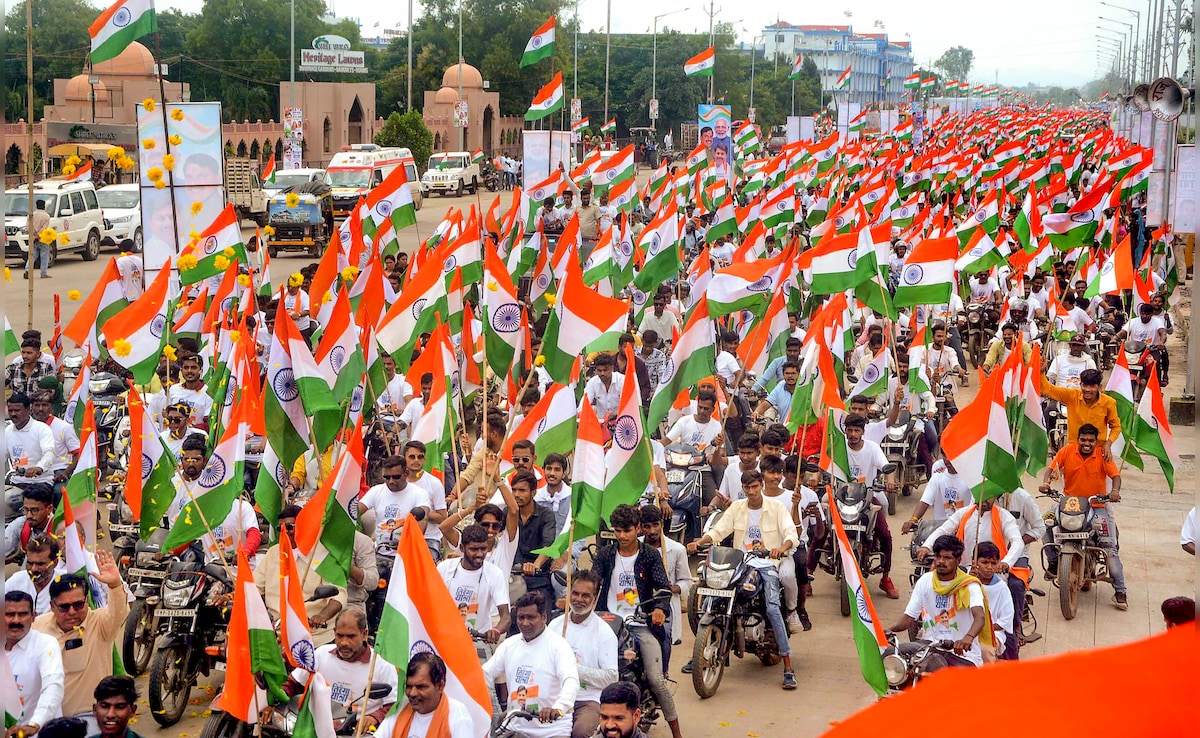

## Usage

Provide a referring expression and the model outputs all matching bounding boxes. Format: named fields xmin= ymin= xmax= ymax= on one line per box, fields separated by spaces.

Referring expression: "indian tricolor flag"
xmin=707 ymin=251 xmax=782 ymax=315
xmin=920 ymin=77 xmax=936 ymax=90
xmin=89 ymin=0 xmax=156 ymax=65
xmin=572 ymin=116 xmax=590 ymax=133
xmin=940 ymin=370 xmax=1020 ymax=501
xmin=277 ymin=528 xmax=317 ymax=672
xmin=903 ymin=73 xmax=920 ymax=90
xmin=834 ymin=65 xmax=852 ymax=91
xmin=162 ymin=400 xmax=250 ymax=550
xmin=799 ymin=231 xmax=859 ymax=294
xmin=540 ymin=255 xmax=629 ymax=383
xmin=261 ymin=154 xmax=276 ymax=184
xmin=65 ymin=160 xmax=93 ymax=181
xmin=60 ymin=400 xmax=98 ymax=546
xmin=1105 ymin=351 xmax=1145 ymax=470
xmin=471 ymin=149 xmax=484 ymax=166
xmin=376 ymin=516 xmax=492 ymax=738
xmin=601 ymin=118 xmax=616 ymax=135
xmin=788 ymin=54 xmax=804 ymax=81
xmin=294 ymin=419 xmax=364 ymax=586
xmin=892 ymin=236 xmax=957 ymax=307
xmin=127 ymin=386 xmax=177 ymax=537
xmin=2 ymin=643 xmax=21 ymax=728
xmin=829 ymin=499 xmax=888 ymax=697
xmin=535 ymin=399 xmax=606 ymax=558
xmin=179 ymin=204 xmax=247 ymax=285
xmin=482 ymin=244 xmax=524 ymax=376
xmin=218 ymin=548 xmax=289 ymax=723
xmin=64 ymin=256 xmax=128 ymax=359
xmin=102 ymin=265 xmax=171 ymax=384
xmin=506 ymin=381 xmax=579 ymax=458
xmin=520 ymin=15 xmax=556 ymax=67
xmin=1084 ymin=236 xmax=1134 ymax=298
xmin=684 ymin=47 xmax=715 ymax=77
xmin=367 ymin=160 xmax=418 ymax=232
xmin=525 ymin=72 xmax=564 ymax=120
xmin=847 ymin=110 xmax=868 ymax=132
xmin=851 ymin=343 xmax=890 ymax=398
xmin=1132 ymin=370 xmax=1179 ymax=491
xmin=647 ymin=299 xmax=716 ymax=430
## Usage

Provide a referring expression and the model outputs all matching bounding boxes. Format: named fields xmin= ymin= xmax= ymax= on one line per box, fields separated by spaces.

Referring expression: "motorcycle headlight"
xmin=669 ymin=452 xmax=694 ymax=467
xmin=704 ymin=568 xmax=733 ymax=589
xmin=136 ymin=551 xmax=158 ymax=567
xmin=887 ymin=426 xmax=906 ymax=440
xmin=969 ymin=312 xmax=981 ymax=323
xmin=837 ymin=502 xmax=862 ymax=520
xmin=883 ymin=653 xmax=909 ymax=686
xmin=162 ymin=580 xmax=194 ymax=607
xmin=1059 ymin=513 xmax=1085 ymax=532
xmin=89 ymin=379 xmax=110 ymax=393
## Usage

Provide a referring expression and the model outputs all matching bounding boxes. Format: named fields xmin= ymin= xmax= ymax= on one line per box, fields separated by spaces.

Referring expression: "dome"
xmin=434 ymin=86 xmax=459 ymax=104
xmin=64 ymin=74 xmax=109 ymax=102
xmin=441 ymin=62 xmax=483 ymax=90
xmin=91 ymin=41 xmax=156 ymax=78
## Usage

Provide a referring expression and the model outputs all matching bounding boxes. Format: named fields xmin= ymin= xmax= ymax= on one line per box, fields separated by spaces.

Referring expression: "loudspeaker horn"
xmin=1148 ymin=77 xmax=1189 ymax=121
xmin=1132 ymin=84 xmax=1151 ymax=112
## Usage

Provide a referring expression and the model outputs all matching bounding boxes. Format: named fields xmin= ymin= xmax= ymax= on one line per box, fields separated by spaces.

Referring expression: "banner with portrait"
xmin=698 ymin=104 xmax=733 ymax=182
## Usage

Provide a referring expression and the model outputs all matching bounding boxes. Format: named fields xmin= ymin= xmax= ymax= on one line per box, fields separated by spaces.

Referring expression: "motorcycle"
xmin=1123 ymin=339 xmax=1156 ymax=401
xmin=964 ymin=304 xmax=995 ymax=368
xmin=119 ymin=528 xmax=185 ymax=676
xmin=1045 ymin=400 xmax=1070 ymax=452
xmin=200 ymin=681 xmax=393 ymax=738
xmin=1040 ymin=489 xmax=1115 ymax=620
xmin=1094 ymin=320 xmax=1118 ymax=370
xmin=481 ymin=162 xmax=501 ymax=192
xmin=903 ymin=519 xmax=937 ymax=640
xmin=89 ymin=372 xmax=128 ymax=474
xmin=815 ymin=472 xmax=894 ymax=617
xmin=61 ymin=348 xmax=86 ymax=384
xmin=690 ymin=547 xmax=784 ymax=699
xmin=595 ymin=590 xmax=672 ymax=733
xmin=665 ymin=443 xmax=708 ymax=545
xmin=879 ymin=414 xmax=924 ymax=515
xmin=491 ymin=711 xmax=542 ymax=738
xmin=880 ymin=633 xmax=963 ymax=692
xmin=147 ymin=558 xmax=234 ymax=726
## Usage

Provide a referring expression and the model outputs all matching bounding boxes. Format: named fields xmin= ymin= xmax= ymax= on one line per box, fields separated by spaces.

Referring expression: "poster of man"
xmin=698 ymin=104 xmax=733 ymax=163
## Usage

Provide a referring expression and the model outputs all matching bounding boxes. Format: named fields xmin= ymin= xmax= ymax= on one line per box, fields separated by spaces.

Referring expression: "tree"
xmin=5 ymin=0 xmax=101 ymax=118
xmin=934 ymin=46 xmax=974 ymax=81
xmin=375 ymin=111 xmax=433 ymax=172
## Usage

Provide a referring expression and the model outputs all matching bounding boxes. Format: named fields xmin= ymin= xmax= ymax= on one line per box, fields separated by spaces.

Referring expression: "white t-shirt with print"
xmin=548 ymin=612 xmax=619 ymax=704
xmin=376 ymin=697 xmax=475 ymax=738
xmin=437 ymin=558 xmax=509 ymax=632
xmin=482 ymin=629 xmax=578 ymax=738
xmin=919 ymin=471 xmax=971 ymax=523
xmin=607 ymin=552 xmax=641 ymax=620
xmin=904 ymin=572 xmax=985 ymax=666
xmin=360 ymin=483 xmax=432 ymax=552
xmin=666 ymin=415 xmax=722 ymax=451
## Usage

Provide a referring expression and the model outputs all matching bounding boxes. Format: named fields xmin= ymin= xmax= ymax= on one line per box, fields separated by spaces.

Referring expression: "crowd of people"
xmin=4 ymin=103 xmax=1196 ymax=738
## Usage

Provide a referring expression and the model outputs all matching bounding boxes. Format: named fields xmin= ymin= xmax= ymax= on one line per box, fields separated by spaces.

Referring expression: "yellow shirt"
xmin=1041 ymin=383 xmax=1122 ymax=443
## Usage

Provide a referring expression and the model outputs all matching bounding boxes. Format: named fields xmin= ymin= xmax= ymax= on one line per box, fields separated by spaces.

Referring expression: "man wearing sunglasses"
xmin=254 ymin=505 xmax=346 ymax=644
xmin=33 ymin=551 xmax=128 ymax=733
xmin=158 ymin=402 xmax=207 ymax=462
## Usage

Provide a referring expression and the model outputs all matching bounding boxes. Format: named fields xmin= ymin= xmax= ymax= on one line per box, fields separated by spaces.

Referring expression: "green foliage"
xmin=5 ymin=0 xmax=98 ymax=119
xmin=934 ymin=46 xmax=974 ymax=82
xmin=374 ymin=110 xmax=433 ymax=171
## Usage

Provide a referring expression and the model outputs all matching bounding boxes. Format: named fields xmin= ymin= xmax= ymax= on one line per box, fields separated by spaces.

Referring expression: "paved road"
xmin=5 ymin=186 xmax=1196 ymax=737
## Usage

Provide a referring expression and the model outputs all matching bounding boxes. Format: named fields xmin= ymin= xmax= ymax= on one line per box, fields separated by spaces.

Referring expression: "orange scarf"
xmin=391 ymin=694 xmax=452 ymax=738
xmin=955 ymin=504 xmax=1007 ymax=560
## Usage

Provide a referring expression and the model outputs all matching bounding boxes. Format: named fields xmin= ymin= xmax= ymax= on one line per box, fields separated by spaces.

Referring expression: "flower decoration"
xmin=162 ymin=345 xmax=178 ymax=361
xmin=340 ymin=265 xmax=359 ymax=281
xmin=227 ymin=330 xmax=242 ymax=344
xmin=287 ymin=272 xmax=303 ymax=287
xmin=178 ymin=254 xmax=199 ymax=271
xmin=61 ymin=164 xmax=77 ymax=177
xmin=263 ymin=225 xmax=275 ymax=237
xmin=162 ymin=154 xmax=175 ymax=171
xmin=237 ymin=274 xmax=251 ymax=287
xmin=142 ymin=138 xmax=156 ymax=150
xmin=65 ymin=155 xmax=81 ymax=167
xmin=154 ymin=180 xmax=166 ymax=189
xmin=190 ymin=202 xmax=203 ymax=216
xmin=38 ymin=228 xmax=58 ymax=245
xmin=115 ymin=156 xmax=135 ymax=171
xmin=486 ymin=281 xmax=498 ymax=291
xmin=107 ymin=146 xmax=125 ymax=160
xmin=59 ymin=233 xmax=69 ymax=246
xmin=171 ymin=109 xmax=184 ymax=121
xmin=544 ymin=293 xmax=557 ymax=306
xmin=285 ymin=193 xmax=300 ymax=208
xmin=169 ymin=134 xmax=182 ymax=146
xmin=142 ymin=98 xmax=156 ymax=112
xmin=4 ymin=268 xmax=12 ymax=283
xmin=213 ymin=255 xmax=230 ymax=270
xmin=112 ymin=339 xmax=132 ymax=357
xmin=223 ymin=247 xmax=235 ymax=257
xmin=67 ymin=289 xmax=81 ymax=300
xmin=146 ymin=167 xmax=164 ymax=182
xmin=533 ymin=355 xmax=546 ymax=367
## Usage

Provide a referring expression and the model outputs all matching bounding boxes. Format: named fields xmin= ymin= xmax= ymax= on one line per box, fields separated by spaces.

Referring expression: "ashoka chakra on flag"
xmin=613 ymin=415 xmax=640 ymax=450
xmin=902 ymin=265 xmax=924 ymax=285
xmin=658 ymin=358 xmax=676 ymax=385
xmin=491 ymin=303 xmax=522 ymax=333
xmin=377 ymin=200 xmax=394 ymax=217
xmin=291 ymin=640 xmax=316 ymax=670
xmin=329 ymin=345 xmax=347 ymax=373
xmin=150 ymin=314 xmax=167 ymax=338
xmin=443 ymin=255 xmax=457 ymax=272
xmin=273 ymin=367 xmax=300 ymax=401
xmin=411 ymin=297 xmax=427 ymax=320
xmin=747 ymin=276 xmax=773 ymax=292
xmin=862 ymin=364 xmax=881 ymax=383
xmin=113 ymin=7 xmax=132 ymax=25
xmin=199 ymin=456 xmax=227 ymax=488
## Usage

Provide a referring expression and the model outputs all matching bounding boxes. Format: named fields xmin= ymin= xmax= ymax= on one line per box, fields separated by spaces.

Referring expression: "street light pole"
xmin=290 ymin=0 xmax=295 ymax=108
xmin=604 ymin=0 xmax=611 ymax=123
xmin=406 ymin=0 xmax=413 ymax=111
xmin=749 ymin=35 xmax=765 ymax=109
xmin=652 ymin=7 xmax=689 ymax=133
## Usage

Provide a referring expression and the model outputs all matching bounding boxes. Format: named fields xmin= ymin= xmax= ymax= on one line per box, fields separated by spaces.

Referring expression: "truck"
xmin=224 ymin=157 xmax=269 ymax=226
xmin=326 ymin=145 xmax=423 ymax=219
xmin=679 ymin=122 xmax=699 ymax=154
xmin=420 ymin=152 xmax=480 ymax=197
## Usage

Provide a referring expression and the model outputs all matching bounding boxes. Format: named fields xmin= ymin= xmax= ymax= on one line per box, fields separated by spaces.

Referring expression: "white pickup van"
xmin=421 ymin=152 xmax=479 ymax=197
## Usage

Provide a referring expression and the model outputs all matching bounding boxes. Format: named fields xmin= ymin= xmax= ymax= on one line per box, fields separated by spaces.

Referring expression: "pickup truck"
xmin=225 ymin=157 xmax=269 ymax=226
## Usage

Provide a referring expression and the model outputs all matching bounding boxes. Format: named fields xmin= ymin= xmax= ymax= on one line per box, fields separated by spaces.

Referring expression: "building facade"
xmin=422 ymin=62 xmax=526 ymax=158
xmin=761 ymin=22 xmax=914 ymax=106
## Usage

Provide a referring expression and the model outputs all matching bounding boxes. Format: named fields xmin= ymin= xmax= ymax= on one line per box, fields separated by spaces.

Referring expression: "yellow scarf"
xmin=930 ymin=569 xmax=995 ymax=649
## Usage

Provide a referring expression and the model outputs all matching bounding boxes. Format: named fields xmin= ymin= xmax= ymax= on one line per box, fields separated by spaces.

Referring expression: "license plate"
xmin=108 ymin=524 xmax=139 ymax=535
xmin=212 ymin=661 xmax=226 ymax=672
xmin=665 ymin=470 xmax=686 ymax=484
xmin=126 ymin=568 xmax=166 ymax=580
xmin=156 ymin=608 xmax=197 ymax=618
xmin=1056 ymin=532 xmax=1091 ymax=540
xmin=697 ymin=587 xmax=734 ymax=598
xmin=843 ymin=524 xmax=866 ymax=532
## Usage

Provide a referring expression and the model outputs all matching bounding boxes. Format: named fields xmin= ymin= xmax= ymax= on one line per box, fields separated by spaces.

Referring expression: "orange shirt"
xmin=1041 ymin=383 xmax=1121 ymax=444
xmin=1051 ymin=443 xmax=1120 ymax=499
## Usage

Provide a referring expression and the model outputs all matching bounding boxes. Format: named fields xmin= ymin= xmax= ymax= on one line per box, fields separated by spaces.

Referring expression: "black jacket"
xmin=592 ymin=540 xmax=671 ymax=643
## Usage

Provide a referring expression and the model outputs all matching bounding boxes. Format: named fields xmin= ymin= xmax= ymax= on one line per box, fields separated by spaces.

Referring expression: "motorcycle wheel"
xmin=886 ymin=490 xmax=897 ymax=516
xmin=839 ymin=579 xmax=852 ymax=617
xmin=687 ymin=587 xmax=700 ymax=636
xmin=968 ymin=333 xmax=983 ymax=368
xmin=691 ymin=623 xmax=726 ymax=699
xmin=122 ymin=600 xmax=156 ymax=676
xmin=198 ymin=711 xmax=247 ymax=738
xmin=1057 ymin=551 xmax=1083 ymax=620
xmin=148 ymin=642 xmax=194 ymax=726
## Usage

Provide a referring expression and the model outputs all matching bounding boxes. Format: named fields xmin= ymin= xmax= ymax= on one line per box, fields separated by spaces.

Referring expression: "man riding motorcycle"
xmin=548 ymin=570 xmax=619 ymax=738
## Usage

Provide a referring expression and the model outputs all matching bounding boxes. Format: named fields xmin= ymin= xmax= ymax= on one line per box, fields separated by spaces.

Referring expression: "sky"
xmin=158 ymin=0 xmax=1142 ymax=88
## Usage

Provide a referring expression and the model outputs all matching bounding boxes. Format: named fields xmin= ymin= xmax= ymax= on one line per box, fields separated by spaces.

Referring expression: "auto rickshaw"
xmin=265 ymin=180 xmax=334 ymax=258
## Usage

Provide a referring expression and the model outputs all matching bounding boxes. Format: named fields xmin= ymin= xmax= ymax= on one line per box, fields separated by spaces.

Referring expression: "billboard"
xmin=698 ymin=104 xmax=732 ymax=178
xmin=136 ymin=101 xmax=225 ymax=273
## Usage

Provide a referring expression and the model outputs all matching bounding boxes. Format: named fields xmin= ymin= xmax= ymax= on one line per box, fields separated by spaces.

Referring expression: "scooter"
xmin=665 ymin=443 xmax=708 ymax=544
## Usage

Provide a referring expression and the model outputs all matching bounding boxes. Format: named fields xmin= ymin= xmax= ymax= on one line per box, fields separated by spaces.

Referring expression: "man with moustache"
xmin=375 ymin=653 xmax=475 ymax=738
xmin=5 ymin=591 xmax=65 ymax=738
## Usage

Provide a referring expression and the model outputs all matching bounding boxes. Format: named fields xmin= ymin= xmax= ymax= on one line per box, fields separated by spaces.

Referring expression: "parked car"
xmin=264 ymin=167 xmax=327 ymax=195
xmin=96 ymin=184 xmax=142 ymax=252
xmin=5 ymin=178 xmax=106 ymax=265
xmin=421 ymin=152 xmax=479 ymax=197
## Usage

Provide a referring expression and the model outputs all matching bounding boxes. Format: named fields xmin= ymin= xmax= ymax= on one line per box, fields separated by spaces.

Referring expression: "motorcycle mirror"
xmin=881 ymin=463 xmax=898 ymax=475
xmin=649 ymin=588 xmax=673 ymax=604
xmin=309 ymin=585 xmax=339 ymax=601
xmin=367 ymin=682 xmax=393 ymax=700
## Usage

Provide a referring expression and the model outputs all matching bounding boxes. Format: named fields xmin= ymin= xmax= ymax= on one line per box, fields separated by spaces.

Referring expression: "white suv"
xmin=5 ymin=179 xmax=106 ymax=265
xmin=421 ymin=152 xmax=479 ymax=197
xmin=96 ymin=184 xmax=142 ymax=252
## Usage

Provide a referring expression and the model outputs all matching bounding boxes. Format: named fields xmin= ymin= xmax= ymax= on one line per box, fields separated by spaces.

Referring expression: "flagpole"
xmin=152 ymin=30 xmax=184 ymax=284
xmin=352 ymin=649 xmax=381 ymax=738
xmin=559 ymin=519 xmax=577 ymax=637
xmin=177 ymin=477 xmax=236 ymax=580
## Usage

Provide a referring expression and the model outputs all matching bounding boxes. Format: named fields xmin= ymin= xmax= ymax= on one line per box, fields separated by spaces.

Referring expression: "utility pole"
xmin=705 ymin=0 xmax=719 ymax=104
xmin=604 ymin=0 xmax=611 ymax=122
xmin=290 ymin=0 xmax=295 ymax=108
xmin=26 ymin=0 xmax=35 ymax=328
xmin=406 ymin=0 xmax=413 ymax=111
xmin=458 ymin=1 xmax=464 ymax=151
xmin=573 ymin=0 xmax=579 ymax=102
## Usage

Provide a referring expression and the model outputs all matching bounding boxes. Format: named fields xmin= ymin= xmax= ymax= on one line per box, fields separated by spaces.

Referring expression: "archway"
xmin=482 ymin=106 xmax=495 ymax=156
xmin=434 ymin=131 xmax=442 ymax=151
xmin=323 ymin=117 xmax=332 ymax=153
xmin=263 ymin=139 xmax=273 ymax=162
xmin=348 ymin=97 xmax=364 ymax=146
xmin=5 ymin=144 xmax=21 ymax=175
xmin=249 ymin=140 xmax=260 ymax=160
xmin=237 ymin=140 xmax=247 ymax=157
xmin=276 ymin=139 xmax=284 ymax=161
